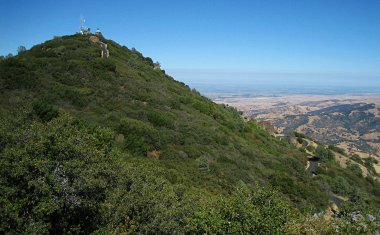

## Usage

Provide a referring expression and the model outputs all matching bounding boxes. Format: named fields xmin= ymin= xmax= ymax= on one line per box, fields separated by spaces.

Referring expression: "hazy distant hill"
xmin=279 ymin=103 xmax=380 ymax=157
xmin=244 ymin=98 xmax=380 ymax=159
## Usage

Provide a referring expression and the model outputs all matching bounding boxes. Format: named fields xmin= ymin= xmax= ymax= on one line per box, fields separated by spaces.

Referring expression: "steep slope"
xmin=0 ymin=34 xmax=325 ymax=203
xmin=0 ymin=34 xmax=379 ymax=233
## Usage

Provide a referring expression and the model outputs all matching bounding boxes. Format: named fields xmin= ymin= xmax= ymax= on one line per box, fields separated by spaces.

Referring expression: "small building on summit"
xmin=95 ymin=28 xmax=102 ymax=36
xmin=79 ymin=27 xmax=91 ymax=35
xmin=79 ymin=17 xmax=109 ymax=58
xmin=79 ymin=16 xmax=91 ymax=35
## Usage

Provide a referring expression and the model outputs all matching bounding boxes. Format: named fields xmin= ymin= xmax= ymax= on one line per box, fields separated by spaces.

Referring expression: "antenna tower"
xmin=79 ymin=15 xmax=90 ymax=34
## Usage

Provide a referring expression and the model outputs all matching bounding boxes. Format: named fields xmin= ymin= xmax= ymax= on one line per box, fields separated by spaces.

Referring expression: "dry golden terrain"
xmin=215 ymin=95 xmax=380 ymax=173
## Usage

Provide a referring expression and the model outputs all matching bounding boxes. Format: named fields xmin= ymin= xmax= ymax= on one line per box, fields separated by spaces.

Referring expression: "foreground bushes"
xmin=0 ymin=113 xmax=122 ymax=233
xmin=1 ymin=112 xmax=378 ymax=234
xmin=0 ymin=112 xmax=296 ymax=234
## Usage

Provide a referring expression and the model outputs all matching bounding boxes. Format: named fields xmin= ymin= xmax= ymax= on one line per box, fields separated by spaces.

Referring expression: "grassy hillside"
xmin=0 ymin=34 xmax=378 ymax=234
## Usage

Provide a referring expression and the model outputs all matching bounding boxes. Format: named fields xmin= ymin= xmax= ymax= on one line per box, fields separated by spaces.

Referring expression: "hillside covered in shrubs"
xmin=0 ymin=34 xmax=378 ymax=234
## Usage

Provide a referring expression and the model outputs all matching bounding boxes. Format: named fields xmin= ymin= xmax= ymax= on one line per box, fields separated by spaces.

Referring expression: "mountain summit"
xmin=0 ymin=34 xmax=378 ymax=234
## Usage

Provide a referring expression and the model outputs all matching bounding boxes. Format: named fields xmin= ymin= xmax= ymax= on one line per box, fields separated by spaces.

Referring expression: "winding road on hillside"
xmin=306 ymin=156 xmax=319 ymax=175
xmin=303 ymin=138 xmax=311 ymax=147
xmin=306 ymin=156 xmax=345 ymax=207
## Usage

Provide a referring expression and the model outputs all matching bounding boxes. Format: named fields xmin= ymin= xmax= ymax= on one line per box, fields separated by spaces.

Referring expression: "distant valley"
xmin=215 ymin=95 xmax=380 ymax=174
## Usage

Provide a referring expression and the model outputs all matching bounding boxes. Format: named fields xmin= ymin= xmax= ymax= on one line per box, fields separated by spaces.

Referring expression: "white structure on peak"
xmin=96 ymin=28 xmax=101 ymax=36
xmin=79 ymin=15 xmax=90 ymax=35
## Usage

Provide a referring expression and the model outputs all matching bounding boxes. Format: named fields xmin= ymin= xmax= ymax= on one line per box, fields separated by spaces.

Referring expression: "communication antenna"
xmin=80 ymin=15 xmax=85 ymax=31
xmin=79 ymin=15 xmax=89 ymax=34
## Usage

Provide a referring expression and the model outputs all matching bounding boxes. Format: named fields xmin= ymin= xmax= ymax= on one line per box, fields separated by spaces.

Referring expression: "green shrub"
xmin=147 ymin=110 xmax=171 ymax=127
xmin=347 ymin=162 xmax=363 ymax=177
xmin=315 ymin=145 xmax=334 ymax=162
xmin=63 ymin=88 xmax=89 ymax=107
xmin=332 ymin=176 xmax=352 ymax=196
xmin=186 ymin=184 xmax=293 ymax=234
xmin=328 ymin=144 xmax=347 ymax=156
xmin=0 ymin=114 xmax=120 ymax=234
xmin=118 ymin=117 xmax=160 ymax=155
xmin=363 ymin=157 xmax=378 ymax=175
xmin=32 ymin=100 xmax=59 ymax=122
xmin=91 ymin=58 xmax=116 ymax=73
xmin=192 ymin=100 xmax=211 ymax=114
xmin=92 ymin=126 xmax=115 ymax=150
xmin=350 ymin=154 xmax=364 ymax=164
xmin=299 ymin=147 xmax=306 ymax=153
xmin=0 ymin=58 xmax=38 ymax=89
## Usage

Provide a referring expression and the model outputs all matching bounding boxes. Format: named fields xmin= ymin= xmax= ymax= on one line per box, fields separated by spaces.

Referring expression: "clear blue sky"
xmin=1 ymin=0 xmax=380 ymax=81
